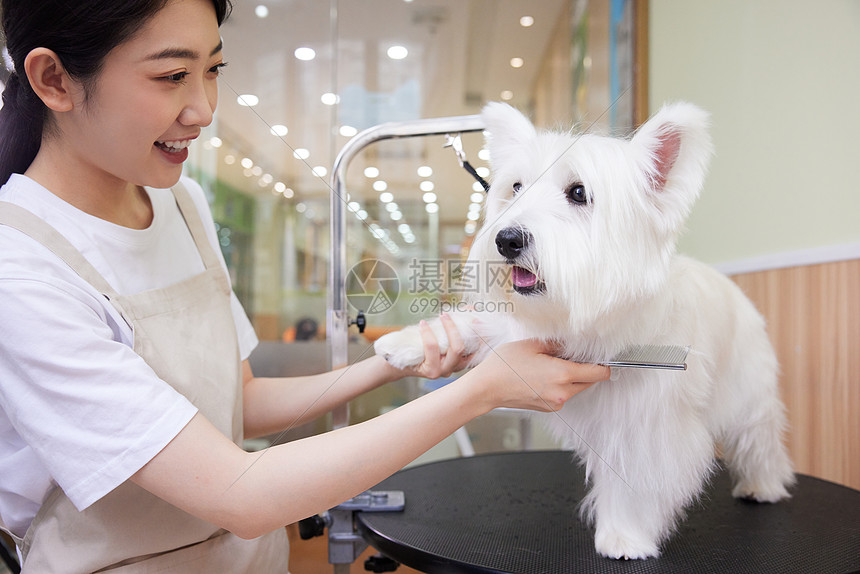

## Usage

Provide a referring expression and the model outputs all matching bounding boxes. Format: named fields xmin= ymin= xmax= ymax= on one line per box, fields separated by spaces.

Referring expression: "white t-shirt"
xmin=0 ymin=174 xmax=259 ymax=537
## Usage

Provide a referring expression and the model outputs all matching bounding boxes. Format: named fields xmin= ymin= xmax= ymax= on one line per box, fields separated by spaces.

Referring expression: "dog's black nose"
xmin=495 ymin=227 xmax=530 ymax=260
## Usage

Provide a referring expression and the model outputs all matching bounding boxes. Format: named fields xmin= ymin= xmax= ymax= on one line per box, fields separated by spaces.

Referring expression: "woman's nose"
xmin=179 ymin=79 xmax=216 ymax=127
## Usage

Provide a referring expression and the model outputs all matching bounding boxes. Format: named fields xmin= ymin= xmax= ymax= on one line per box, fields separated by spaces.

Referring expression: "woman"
xmin=0 ymin=0 xmax=609 ymax=571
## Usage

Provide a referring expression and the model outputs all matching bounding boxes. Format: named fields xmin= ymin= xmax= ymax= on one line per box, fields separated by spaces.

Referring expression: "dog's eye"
xmin=512 ymin=182 xmax=523 ymax=195
xmin=566 ymin=183 xmax=587 ymax=205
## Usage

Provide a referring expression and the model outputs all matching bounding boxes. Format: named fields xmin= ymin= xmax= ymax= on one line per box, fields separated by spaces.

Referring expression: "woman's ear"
xmin=23 ymin=48 xmax=76 ymax=112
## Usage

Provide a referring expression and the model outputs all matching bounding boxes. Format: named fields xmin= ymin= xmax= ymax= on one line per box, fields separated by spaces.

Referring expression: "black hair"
xmin=0 ymin=0 xmax=232 ymax=185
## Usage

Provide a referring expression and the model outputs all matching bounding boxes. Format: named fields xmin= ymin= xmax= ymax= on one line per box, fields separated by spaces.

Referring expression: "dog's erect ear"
xmin=481 ymin=102 xmax=537 ymax=172
xmin=631 ymin=102 xmax=713 ymax=233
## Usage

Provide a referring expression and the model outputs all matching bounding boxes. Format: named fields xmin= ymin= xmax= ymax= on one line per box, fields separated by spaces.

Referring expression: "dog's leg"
xmin=719 ymin=388 xmax=795 ymax=501
xmin=573 ymin=400 xmax=715 ymax=559
xmin=373 ymin=311 xmax=491 ymax=370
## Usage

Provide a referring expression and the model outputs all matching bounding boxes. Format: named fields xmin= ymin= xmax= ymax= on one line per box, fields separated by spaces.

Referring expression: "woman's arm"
xmin=132 ymin=338 xmax=609 ymax=539
xmin=242 ymin=314 xmax=473 ymax=439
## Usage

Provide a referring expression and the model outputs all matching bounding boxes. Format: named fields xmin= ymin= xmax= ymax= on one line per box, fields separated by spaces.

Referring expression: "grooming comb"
xmin=603 ymin=344 xmax=690 ymax=371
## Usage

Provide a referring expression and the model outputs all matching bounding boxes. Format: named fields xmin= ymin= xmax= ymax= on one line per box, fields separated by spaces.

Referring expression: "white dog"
xmin=374 ymin=101 xmax=795 ymax=559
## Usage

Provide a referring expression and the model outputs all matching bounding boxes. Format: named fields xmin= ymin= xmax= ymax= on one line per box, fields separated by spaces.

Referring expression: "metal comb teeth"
xmin=603 ymin=344 xmax=690 ymax=371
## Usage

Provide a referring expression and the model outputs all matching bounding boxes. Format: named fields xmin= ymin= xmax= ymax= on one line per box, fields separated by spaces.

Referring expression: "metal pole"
xmin=327 ymin=114 xmax=486 ymax=429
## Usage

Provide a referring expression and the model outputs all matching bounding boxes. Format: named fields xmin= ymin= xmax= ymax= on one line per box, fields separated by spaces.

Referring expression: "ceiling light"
xmin=520 ymin=16 xmax=534 ymax=27
xmin=379 ymin=191 xmax=394 ymax=203
xmin=373 ymin=181 xmax=388 ymax=192
xmin=390 ymin=211 xmax=402 ymax=221
xmin=467 ymin=211 xmax=480 ymax=221
xmin=476 ymin=166 xmax=490 ymax=178
xmin=274 ymin=182 xmax=287 ymax=194
xmin=255 ymin=5 xmax=269 ymax=18
xmin=501 ymin=90 xmax=514 ymax=101
xmin=387 ymin=45 xmax=408 ymax=60
xmin=270 ymin=125 xmax=288 ymax=136
xmin=321 ymin=92 xmax=340 ymax=105
xmin=398 ymin=224 xmax=411 ymax=233
xmin=241 ymin=157 xmax=254 ymax=169
xmin=470 ymin=192 xmax=484 ymax=203
xmin=419 ymin=181 xmax=435 ymax=192
xmin=356 ymin=209 xmax=368 ymax=220
xmin=293 ymin=148 xmax=310 ymax=160
xmin=348 ymin=201 xmax=361 ymax=212
xmin=237 ymin=94 xmax=259 ymax=106
xmin=294 ymin=47 xmax=316 ymax=61
xmin=510 ymin=57 xmax=524 ymax=69
xmin=224 ymin=154 xmax=235 ymax=165
xmin=468 ymin=203 xmax=481 ymax=213
xmin=364 ymin=167 xmax=379 ymax=178
xmin=296 ymin=203 xmax=307 ymax=213
xmin=464 ymin=222 xmax=477 ymax=235
xmin=422 ymin=192 xmax=437 ymax=203
xmin=417 ymin=166 xmax=433 ymax=177
xmin=425 ymin=203 xmax=439 ymax=214
xmin=251 ymin=166 xmax=263 ymax=176
xmin=312 ymin=166 xmax=327 ymax=177
xmin=385 ymin=202 xmax=399 ymax=212
xmin=478 ymin=149 xmax=490 ymax=161
xmin=260 ymin=173 xmax=273 ymax=185
xmin=472 ymin=182 xmax=485 ymax=192
xmin=340 ymin=125 xmax=358 ymax=137
xmin=208 ymin=136 xmax=222 ymax=148
xmin=284 ymin=188 xmax=294 ymax=198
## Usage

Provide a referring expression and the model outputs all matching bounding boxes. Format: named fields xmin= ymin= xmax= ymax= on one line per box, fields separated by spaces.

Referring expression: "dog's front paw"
xmin=374 ymin=327 xmax=425 ymax=369
xmin=594 ymin=527 xmax=660 ymax=560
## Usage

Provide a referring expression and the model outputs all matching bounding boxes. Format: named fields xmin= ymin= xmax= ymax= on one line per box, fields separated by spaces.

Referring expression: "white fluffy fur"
xmin=374 ymin=102 xmax=795 ymax=559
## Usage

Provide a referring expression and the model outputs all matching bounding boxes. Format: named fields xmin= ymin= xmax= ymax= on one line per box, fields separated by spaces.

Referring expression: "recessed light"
xmin=321 ymin=92 xmax=340 ymax=105
xmin=237 ymin=94 xmax=259 ymax=106
xmin=470 ymin=192 xmax=484 ymax=203
xmin=270 ymin=125 xmax=288 ymax=136
xmin=293 ymin=148 xmax=310 ymax=160
xmin=520 ymin=16 xmax=534 ymax=27
xmin=340 ymin=125 xmax=358 ymax=137
xmin=364 ymin=167 xmax=380 ymax=178
xmin=209 ymin=137 xmax=222 ymax=148
xmin=419 ymin=181 xmax=435 ymax=192
xmin=387 ymin=45 xmax=408 ymax=60
xmin=422 ymin=192 xmax=437 ymax=203
xmin=255 ymin=5 xmax=269 ymax=18
xmin=417 ymin=165 xmax=433 ymax=177
xmin=510 ymin=57 xmax=524 ymax=69
xmin=294 ymin=47 xmax=316 ymax=61
xmin=241 ymin=157 xmax=254 ymax=169
xmin=425 ymin=203 xmax=439 ymax=214
xmin=501 ymin=90 xmax=514 ymax=101
xmin=374 ymin=181 xmax=389 ymax=192
xmin=379 ymin=191 xmax=394 ymax=203
xmin=313 ymin=166 xmax=327 ymax=177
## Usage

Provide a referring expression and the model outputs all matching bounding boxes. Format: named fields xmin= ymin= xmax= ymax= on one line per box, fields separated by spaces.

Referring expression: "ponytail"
xmin=0 ymin=72 xmax=45 ymax=185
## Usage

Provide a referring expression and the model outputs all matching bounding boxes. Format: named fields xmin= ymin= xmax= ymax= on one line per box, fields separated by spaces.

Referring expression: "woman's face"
xmin=62 ymin=0 xmax=224 ymax=190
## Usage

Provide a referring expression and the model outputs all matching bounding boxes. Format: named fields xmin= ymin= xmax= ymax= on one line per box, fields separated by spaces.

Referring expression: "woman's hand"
xmin=396 ymin=313 xmax=474 ymax=380
xmin=465 ymin=339 xmax=610 ymax=413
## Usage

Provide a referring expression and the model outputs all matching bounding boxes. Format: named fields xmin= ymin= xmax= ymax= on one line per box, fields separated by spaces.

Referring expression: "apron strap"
xmin=0 ymin=201 xmax=122 ymax=301
xmin=169 ymin=182 xmax=222 ymax=272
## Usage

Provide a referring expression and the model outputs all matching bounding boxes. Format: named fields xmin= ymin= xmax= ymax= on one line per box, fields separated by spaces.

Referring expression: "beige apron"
xmin=0 ymin=184 xmax=289 ymax=573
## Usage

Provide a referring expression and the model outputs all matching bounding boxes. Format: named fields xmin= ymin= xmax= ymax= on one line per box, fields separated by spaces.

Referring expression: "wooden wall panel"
xmin=730 ymin=259 xmax=860 ymax=490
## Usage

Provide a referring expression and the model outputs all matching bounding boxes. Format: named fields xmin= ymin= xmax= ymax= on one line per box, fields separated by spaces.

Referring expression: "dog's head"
xmin=469 ymin=101 xmax=712 ymax=334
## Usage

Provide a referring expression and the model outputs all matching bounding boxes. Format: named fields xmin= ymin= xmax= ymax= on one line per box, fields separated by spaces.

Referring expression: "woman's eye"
xmin=163 ymin=72 xmax=188 ymax=83
xmin=209 ymin=62 xmax=228 ymax=76
xmin=512 ymin=182 xmax=523 ymax=195
xmin=566 ymin=183 xmax=587 ymax=204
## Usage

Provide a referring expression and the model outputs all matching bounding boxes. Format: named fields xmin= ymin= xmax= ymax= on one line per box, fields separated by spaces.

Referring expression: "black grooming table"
xmin=357 ymin=451 xmax=860 ymax=574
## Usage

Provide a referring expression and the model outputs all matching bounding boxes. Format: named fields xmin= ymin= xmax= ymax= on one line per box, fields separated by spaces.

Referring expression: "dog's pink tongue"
xmin=512 ymin=266 xmax=537 ymax=288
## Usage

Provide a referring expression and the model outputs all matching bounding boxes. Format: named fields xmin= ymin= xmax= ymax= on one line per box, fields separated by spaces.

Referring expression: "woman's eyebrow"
xmin=144 ymin=41 xmax=223 ymax=62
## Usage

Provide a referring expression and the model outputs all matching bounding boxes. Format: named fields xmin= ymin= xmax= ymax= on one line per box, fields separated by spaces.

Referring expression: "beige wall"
xmin=649 ymin=0 xmax=860 ymax=266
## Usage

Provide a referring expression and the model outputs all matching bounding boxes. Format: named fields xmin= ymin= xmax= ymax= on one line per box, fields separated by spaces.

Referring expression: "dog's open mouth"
xmin=511 ymin=265 xmax=545 ymax=295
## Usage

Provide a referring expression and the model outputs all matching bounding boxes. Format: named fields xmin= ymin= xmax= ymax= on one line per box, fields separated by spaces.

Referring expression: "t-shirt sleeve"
xmin=180 ymin=177 xmax=259 ymax=360
xmin=0 ymin=266 xmax=198 ymax=511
